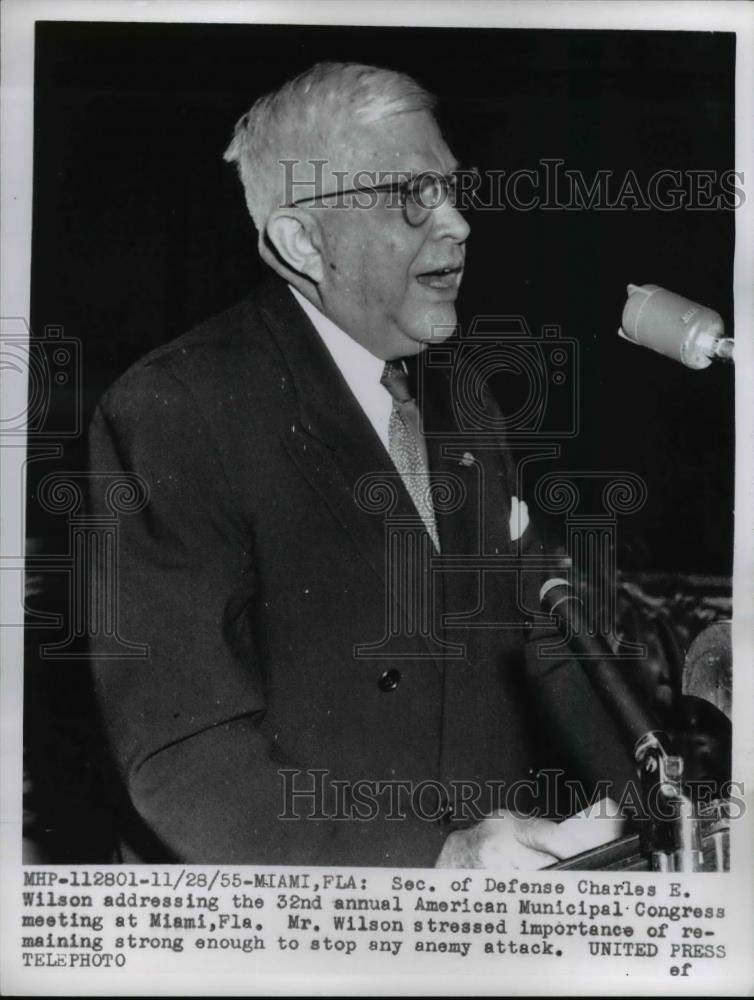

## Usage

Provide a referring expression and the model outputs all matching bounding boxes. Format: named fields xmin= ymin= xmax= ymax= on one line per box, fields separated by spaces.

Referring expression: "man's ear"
xmin=264 ymin=209 xmax=324 ymax=283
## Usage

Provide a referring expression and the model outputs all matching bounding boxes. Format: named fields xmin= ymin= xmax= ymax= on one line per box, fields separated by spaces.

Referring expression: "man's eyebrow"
xmin=397 ymin=157 xmax=460 ymax=177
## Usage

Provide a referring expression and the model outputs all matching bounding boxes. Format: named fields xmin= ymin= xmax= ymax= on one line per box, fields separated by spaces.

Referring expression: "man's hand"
xmin=435 ymin=798 xmax=624 ymax=869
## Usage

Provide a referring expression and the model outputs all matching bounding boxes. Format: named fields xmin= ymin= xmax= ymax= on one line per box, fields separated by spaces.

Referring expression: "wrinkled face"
xmin=311 ymin=111 xmax=470 ymax=359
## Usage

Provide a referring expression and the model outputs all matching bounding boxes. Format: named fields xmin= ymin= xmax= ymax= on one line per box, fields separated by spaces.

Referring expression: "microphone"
xmin=618 ymin=284 xmax=734 ymax=369
xmin=683 ymin=620 xmax=732 ymax=719
xmin=539 ymin=578 xmax=660 ymax=750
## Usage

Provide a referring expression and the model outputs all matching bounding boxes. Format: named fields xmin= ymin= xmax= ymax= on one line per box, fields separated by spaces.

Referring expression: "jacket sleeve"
xmin=88 ymin=363 xmax=446 ymax=865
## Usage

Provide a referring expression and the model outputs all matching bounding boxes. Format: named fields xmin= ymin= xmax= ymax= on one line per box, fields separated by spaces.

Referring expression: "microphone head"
xmin=618 ymin=283 xmax=724 ymax=369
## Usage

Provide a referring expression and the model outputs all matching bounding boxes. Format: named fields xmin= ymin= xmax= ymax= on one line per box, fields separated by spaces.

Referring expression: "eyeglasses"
xmin=288 ymin=169 xmax=477 ymax=227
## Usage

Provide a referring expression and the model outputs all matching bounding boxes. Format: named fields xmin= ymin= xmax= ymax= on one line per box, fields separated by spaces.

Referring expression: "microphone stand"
xmin=541 ymin=579 xmax=730 ymax=872
xmin=550 ymin=284 xmax=735 ymax=870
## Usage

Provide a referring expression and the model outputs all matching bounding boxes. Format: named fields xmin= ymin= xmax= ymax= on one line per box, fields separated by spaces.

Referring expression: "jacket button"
xmin=377 ymin=669 xmax=401 ymax=692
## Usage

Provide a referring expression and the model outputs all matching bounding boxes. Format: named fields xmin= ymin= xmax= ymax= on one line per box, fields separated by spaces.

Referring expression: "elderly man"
xmin=88 ymin=62 xmax=630 ymax=867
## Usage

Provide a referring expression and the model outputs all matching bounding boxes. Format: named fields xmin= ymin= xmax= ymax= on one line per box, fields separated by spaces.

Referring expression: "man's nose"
xmin=431 ymin=198 xmax=471 ymax=243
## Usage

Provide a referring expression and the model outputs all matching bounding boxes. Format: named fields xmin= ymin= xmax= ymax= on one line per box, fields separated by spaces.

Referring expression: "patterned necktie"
xmin=380 ymin=361 xmax=440 ymax=551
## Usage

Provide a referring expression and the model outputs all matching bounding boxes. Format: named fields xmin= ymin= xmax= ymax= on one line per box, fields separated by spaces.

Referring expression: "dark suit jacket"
xmin=88 ymin=273 xmax=634 ymax=865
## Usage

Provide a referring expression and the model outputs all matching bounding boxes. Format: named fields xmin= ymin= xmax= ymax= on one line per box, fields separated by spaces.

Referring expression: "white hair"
xmin=223 ymin=62 xmax=436 ymax=233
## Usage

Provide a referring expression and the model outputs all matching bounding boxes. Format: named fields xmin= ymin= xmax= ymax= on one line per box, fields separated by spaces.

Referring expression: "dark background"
xmin=29 ymin=20 xmax=736 ymax=572
xmin=24 ymin=22 xmax=736 ymax=860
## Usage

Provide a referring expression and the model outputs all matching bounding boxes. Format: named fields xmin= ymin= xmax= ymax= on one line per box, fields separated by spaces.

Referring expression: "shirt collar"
xmin=287 ymin=284 xmax=392 ymax=451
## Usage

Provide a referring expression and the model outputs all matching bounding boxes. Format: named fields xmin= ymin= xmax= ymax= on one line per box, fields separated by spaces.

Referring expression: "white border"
xmin=1 ymin=2 xmax=752 ymax=996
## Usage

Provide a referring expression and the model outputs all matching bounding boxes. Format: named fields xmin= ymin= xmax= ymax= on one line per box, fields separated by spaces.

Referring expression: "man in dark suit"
xmin=88 ymin=62 xmax=632 ymax=867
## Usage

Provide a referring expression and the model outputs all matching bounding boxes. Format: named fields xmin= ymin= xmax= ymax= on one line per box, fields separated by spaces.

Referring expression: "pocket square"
xmin=509 ymin=496 xmax=530 ymax=541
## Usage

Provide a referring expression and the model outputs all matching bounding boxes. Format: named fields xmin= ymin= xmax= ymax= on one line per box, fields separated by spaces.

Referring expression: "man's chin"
xmin=407 ymin=305 xmax=459 ymax=347
xmin=396 ymin=327 xmax=456 ymax=358
xmin=379 ymin=305 xmax=459 ymax=358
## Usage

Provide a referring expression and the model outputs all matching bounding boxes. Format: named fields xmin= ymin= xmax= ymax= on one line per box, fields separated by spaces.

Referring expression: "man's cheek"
xmin=365 ymin=259 xmax=404 ymax=311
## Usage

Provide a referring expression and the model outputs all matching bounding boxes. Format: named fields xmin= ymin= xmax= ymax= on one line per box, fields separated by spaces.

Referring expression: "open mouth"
xmin=415 ymin=266 xmax=463 ymax=290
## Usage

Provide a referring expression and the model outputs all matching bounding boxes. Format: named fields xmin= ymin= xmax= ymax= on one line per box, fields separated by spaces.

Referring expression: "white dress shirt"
xmin=288 ymin=285 xmax=530 ymax=542
xmin=289 ymin=285 xmax=392 ymax=453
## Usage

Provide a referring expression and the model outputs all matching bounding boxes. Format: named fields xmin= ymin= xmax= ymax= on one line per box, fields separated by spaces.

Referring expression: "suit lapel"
xmin=418 ymin=361 xmax=514 ymax=666
xmin=255 ymin=276 xmax=447 ymax=666
xmin=419 ymin=363 xmax=493 ymax=561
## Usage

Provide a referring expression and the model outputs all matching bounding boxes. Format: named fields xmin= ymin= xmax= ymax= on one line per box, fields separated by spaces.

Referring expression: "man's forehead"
xmin=327 ymin=111 xmax=457 ymax=177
